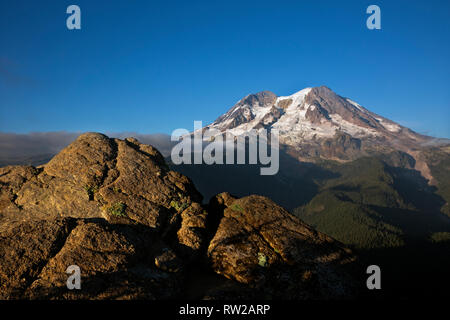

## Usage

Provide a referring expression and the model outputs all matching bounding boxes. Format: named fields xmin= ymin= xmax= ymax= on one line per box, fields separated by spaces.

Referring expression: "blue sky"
xmin=0 ymin=0 xmax=449 ymax=137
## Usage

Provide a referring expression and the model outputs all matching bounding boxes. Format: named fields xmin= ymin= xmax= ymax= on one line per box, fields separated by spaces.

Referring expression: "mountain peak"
xmin=313 ymin=85 xmax=333 ymax=92
xmin=237 ymin=90 xmax=277 ymax=108
xmin=206 ymin=86 xmax=432 ymax=160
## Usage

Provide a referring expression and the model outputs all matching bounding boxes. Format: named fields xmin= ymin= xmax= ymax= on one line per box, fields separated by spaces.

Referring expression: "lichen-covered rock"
xmin=24 ymin=219 xmax=182 ymax=300
xmin=176 ymin=202 xmax=208 ymax=255
xmin=0 ymin=133 xmax=207 ymax=299
xmin=0 ymin=216 xmax=185 ymax=300
xmin=207 ymin=193 xmax=358 ymax=299
xmin=0 ymin=218 xmax=76 ymax=299
xmin=0 ymin=133 xmax=360 ymax=300
xmin=0 ymin=133 xmax=205 ymax=250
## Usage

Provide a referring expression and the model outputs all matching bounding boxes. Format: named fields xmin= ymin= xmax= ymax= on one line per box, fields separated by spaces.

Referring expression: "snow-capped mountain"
xmin=205 ymin=86 xmax=432 ymax=161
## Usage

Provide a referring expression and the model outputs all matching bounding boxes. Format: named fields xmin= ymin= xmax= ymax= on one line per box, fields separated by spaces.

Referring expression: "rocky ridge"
xmin=0 ymin=133 xmax=359 ymax=299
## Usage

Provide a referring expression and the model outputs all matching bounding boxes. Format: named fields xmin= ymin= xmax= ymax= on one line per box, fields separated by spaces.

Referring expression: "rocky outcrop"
xmin=0 ymin=217 xmax=182 ymax=299
xmin=207 ymin=193 xmax=358 ymax=299
xmin=277 ymin=98 xmax=292 ymax=110
xmin=304 ymin=86 xmax=380 ymax=130
xmin=212 ymin=91 xmax=277 ymax=130
xmin=0 ymin=133 xmax=359 ymax=300
xmin=305 ymin=104 xmax=331 ymax=124
xmin=255 ymin=106 xmax=285 ymax=129
xmin=0 ymin=133 xmax=203 ymax=239
xmin=320 ymin=132 xmax=362 ymax=160
xmin=239 ymin=91 xmax=277 ymax=109
xmin=0 ymin=133 xmax=206 ymax=299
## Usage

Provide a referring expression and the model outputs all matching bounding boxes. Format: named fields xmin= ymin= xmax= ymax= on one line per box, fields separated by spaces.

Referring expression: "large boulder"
xmin=0 ymin=133 xmax=205 ymax=251
xmin=207 ymin=193 xmax=358 ymax=299
xmin=0 ymin=217 xmax=182 ymax=299
xmin=0 ymin=133 xmax=207 ymax=299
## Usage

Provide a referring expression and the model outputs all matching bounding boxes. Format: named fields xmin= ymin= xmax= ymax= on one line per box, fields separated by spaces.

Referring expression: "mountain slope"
xmin=171 ymin=86 xmax=450 ymax=298
xmin=205 ymin=86 xmax=433 ymax=162
xmin=293 ymin=156 xmax=450 ymax=248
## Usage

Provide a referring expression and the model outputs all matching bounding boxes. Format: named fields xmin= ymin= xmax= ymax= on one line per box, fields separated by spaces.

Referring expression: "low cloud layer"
xmin=0 ymin=131 xmax=173 ymax=167
xmin=420 ymin=137 xmax=450 ymax=147
xmin=107 ymin=132 xmax=174 ymax=156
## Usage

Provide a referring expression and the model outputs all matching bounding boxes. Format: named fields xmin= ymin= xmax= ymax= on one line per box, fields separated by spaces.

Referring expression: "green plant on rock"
xmin=258 ymin=252 xmax=268 ymax=267
xmin=170 ymin=200 xmax=189 ymax=212
xmin=230 ymin=203 xmax=244 ymax=213
xmin=106 ymin=202 xmax=127 ymax=217
xmin=84 ymin=184 xmax=99 ymax=201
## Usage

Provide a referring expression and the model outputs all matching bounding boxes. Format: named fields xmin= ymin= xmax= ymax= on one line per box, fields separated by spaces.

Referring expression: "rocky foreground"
xmin=0 ymin=133 xmax=359 ymax=299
